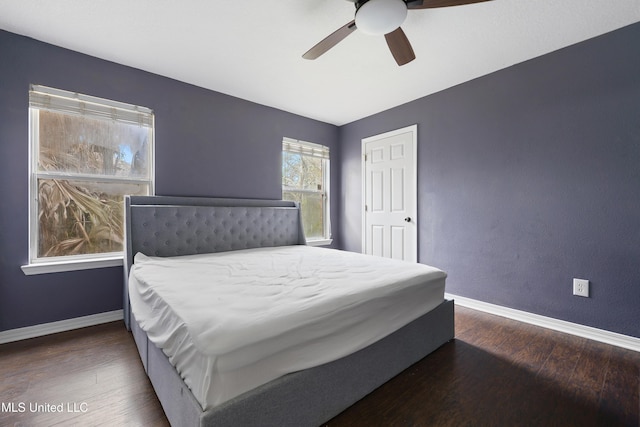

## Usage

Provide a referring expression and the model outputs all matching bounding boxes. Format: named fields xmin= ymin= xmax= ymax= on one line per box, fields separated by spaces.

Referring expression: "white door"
xmin=362 ymin=125 xmax=417 ymax=262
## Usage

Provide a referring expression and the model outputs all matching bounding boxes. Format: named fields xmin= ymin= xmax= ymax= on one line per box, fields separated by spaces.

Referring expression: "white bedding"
xmin=128 ymin=245 xmax=446 ymax=410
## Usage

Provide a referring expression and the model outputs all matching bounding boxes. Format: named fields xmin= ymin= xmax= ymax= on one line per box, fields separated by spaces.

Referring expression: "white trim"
xmin=21 ymin=255 xmax=123 ymax=275
xmin=36 ymin=170 xmax=151 ymax=184
xmin=446 ymin=293 xmax=640 ymax=353
xmin=0 ymin=310 xmax=123 ymax=344
xmin=306 ymin=238 xmax=333 ymax=247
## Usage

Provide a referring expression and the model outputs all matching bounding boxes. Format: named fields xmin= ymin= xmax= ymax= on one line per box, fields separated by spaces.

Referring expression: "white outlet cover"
xmin=573 ymin=278 xmax=590 ymax=297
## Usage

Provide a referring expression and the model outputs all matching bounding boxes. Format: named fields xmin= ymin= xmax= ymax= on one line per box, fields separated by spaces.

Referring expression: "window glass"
xmin=38 ymin=110 xmax=150 ymax=178
xmin=282 ymin=152 xmax=323 ymax=191
xmin=29 ymin=85 xmax=154 ymax=262
xmin=283 ymin=191 xmax=325 ymax=239
xmin=282 ymin=139 xmax=330 ymax=242
xmin=37 ymin=179 xmax=149 ymax=257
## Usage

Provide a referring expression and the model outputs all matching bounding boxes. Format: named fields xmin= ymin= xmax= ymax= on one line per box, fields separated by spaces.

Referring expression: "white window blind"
xmin=29 ymin=85 xmax=153 ymax=127
xmin=282 ymin=137 xmax=329 ymax=159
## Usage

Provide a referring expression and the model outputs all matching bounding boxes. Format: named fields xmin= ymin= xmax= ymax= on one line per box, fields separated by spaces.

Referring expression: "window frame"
xmin=22 ymin=85 xmax=155 ymax=275
xmin=282 ymin=138 xmax=332 ymax=246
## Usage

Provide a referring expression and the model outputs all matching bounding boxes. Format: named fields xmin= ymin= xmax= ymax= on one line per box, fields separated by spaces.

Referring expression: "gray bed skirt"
xmin=132 ymin=299 xmax=454 ymax=427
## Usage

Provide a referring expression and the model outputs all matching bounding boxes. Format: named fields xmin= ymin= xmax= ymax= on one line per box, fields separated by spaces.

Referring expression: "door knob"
xmin=404 ymin=217 xmax=411 ymax=222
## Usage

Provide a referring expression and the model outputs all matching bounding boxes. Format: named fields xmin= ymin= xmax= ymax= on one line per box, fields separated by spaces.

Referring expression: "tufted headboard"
xmin=123 ymin=195 xmax=306 ymax=329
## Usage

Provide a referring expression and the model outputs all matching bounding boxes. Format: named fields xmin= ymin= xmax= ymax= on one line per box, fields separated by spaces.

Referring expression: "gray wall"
xmin=0 ymin=30 xmax=339 ymax=331
xmin=339 ymin=23 xmax=640 ymax=338
xmin=2 ymin=22 xmax=639 ymax=339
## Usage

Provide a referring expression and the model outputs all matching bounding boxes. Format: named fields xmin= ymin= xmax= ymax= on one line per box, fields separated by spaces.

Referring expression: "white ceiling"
xmin=1 ymin=0 xmax=639 ymax=126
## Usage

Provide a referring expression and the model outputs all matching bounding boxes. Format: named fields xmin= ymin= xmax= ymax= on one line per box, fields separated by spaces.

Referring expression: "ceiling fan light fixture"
xmin=355 ymin=0 xmax=408 ymax=36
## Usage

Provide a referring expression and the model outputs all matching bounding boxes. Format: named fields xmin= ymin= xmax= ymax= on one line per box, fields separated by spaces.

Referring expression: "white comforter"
xmin=129 ymin=245 xmax=446 ymax=410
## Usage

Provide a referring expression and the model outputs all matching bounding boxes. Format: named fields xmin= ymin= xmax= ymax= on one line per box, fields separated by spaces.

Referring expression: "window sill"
xmin=306 ymin=239 xmax=333 ymax=247
xmin=21 ymin=256 xmax=124 ymax=276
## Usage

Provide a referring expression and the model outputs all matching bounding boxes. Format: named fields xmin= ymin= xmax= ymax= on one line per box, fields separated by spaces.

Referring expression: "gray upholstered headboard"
xmin=123 ymin=195 xmax=306 ymax=329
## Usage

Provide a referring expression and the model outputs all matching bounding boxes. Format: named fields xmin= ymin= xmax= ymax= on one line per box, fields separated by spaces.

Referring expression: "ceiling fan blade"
xmin=303 ymin=20 xmax=357 ymax=60
xmin=385 ymin=27 xmax=415 ymax=66
xmin=407 ymin=0 xmax=492 ymax=9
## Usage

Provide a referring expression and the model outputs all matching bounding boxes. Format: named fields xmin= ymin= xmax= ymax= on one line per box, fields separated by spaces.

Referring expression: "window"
xmin=23 ymin=85 xmax=154 ymax=274
xmin=282 ymin=138 xmax=331 ymax=245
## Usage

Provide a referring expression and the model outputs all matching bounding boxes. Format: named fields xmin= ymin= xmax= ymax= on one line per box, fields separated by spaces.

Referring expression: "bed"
xmin=123 ymin=195 xmax=454 ymax=427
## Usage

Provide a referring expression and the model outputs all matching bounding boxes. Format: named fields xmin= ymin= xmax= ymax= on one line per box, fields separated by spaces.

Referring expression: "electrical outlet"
xmin=573 ymin=278 xmax=589 ymax=297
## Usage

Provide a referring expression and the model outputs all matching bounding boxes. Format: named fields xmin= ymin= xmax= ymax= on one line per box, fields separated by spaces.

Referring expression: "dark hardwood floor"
xmin=327 ymin=307 xmax=640 ymax=427
xmin=1 ymin=306 xmax=638 ymax=426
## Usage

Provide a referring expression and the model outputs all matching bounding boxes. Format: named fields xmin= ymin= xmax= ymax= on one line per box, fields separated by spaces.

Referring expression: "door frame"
xmin=361 ymin=124 xmax=418 ymax=260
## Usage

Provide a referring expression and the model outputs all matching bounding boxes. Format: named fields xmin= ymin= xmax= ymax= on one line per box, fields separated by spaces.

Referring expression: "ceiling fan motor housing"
xmin=354 ymin=0 xmax=408 ymax=35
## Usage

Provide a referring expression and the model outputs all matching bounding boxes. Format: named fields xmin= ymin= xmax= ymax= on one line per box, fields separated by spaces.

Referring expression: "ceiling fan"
xmin=303 ymin=0 xmax=492 ymax=66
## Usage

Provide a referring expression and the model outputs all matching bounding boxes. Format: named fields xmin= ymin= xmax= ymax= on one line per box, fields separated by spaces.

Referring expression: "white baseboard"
xmin=446 ymin=293 xmax=640 ymax=353
xmin=2 ymin=299 xmax=638 ymax=353
xmin=0 ymin=310 xmax=124 ymax=345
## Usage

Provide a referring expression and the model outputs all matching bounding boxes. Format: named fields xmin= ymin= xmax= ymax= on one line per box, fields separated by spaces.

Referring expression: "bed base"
xmin=132 ymin=299 xmax=454 ymax=427
xmin=124 ymin=196 xmax=454 ymax=426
